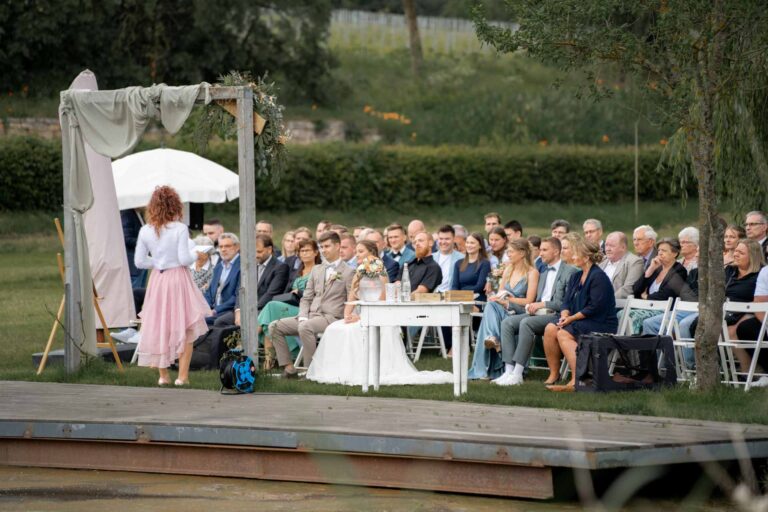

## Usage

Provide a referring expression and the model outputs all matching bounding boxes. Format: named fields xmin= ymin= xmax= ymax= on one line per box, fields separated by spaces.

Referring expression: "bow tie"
xmin=392 ymin=252 xmax=401 ymax=257
xmin=548 ymin=266 xmax=557 ymax=272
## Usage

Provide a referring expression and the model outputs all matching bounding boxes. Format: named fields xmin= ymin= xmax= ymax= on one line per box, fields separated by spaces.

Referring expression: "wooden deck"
xmin=2 ymin=381 xmax=768 ymax=499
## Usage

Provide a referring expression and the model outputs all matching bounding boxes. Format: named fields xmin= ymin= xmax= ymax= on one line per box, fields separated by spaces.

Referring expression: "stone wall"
xmin=0 ymin=117 xmax=380 ymax=144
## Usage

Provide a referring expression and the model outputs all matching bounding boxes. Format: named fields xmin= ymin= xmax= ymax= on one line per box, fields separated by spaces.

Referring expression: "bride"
xmin=307 ymin=240 xmax=453 ymax=386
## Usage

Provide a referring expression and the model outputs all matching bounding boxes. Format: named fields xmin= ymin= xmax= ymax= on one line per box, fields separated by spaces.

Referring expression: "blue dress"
xmin=450 ymin=258 xmax=491 ymax=302
xmin=468 ymin=277 xmax=528 ymax=380
xmin=557 ymin=265 xmax=618 ymax=337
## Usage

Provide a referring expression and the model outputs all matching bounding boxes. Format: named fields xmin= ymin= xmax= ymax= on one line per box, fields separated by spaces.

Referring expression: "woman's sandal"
xmin=158 ymin=378 xmax=171 ymax=386
xmin=263 ymin=348 xmax=277 ymax=370
xmin=546 ymin=384 xmax=575 ymax=392
xmin=174 ymin=379 xmax=189 ymax=387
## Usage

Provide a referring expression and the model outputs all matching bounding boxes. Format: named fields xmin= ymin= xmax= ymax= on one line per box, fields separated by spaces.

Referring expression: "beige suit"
xmin=271 ymin=260 xmax=354 ymax=367
xmin=599 ymin=252 xmax=644 ymax=299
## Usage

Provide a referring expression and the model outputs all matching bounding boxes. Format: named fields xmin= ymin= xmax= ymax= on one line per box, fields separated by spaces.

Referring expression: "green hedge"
xmin=0 ymin=137 xmax=680 ymax=212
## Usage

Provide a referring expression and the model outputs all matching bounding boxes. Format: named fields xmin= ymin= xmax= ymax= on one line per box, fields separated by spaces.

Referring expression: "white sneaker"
xmin=126 ymin=332 xmax=142 ymax=345
xmin=493 ymin=373 xmax=514 ymax=386
xmin=491 ymin=372 xmax=511 ymax=384
xmin=509 ymin=373 xmax=524 ymax=386
xmin=751 ymin=376 xmax=768 ymax=388
xmin=111 ymin=328 xmax=137 ymax=343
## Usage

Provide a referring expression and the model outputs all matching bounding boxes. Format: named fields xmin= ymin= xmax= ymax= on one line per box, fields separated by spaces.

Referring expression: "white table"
xmin=357 ymin=301 xmax=474 ymax=396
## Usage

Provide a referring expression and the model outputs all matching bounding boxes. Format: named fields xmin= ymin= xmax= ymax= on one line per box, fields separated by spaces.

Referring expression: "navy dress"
xmin=451 ymin=258 xmax=491 ymax=302
xmin=558 ymin=265 xmax=618 ymax=337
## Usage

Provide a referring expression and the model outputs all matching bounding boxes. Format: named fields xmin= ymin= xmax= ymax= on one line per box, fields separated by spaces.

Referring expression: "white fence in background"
xmin=329 ymin=9 xmax=517 ymax=54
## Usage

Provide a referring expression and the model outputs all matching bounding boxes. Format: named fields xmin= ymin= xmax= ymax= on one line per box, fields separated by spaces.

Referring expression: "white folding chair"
xmin=412 ymin=326 xmax=447 ymax=362
xmin=718 ymin=302 xmax=768 ymax=390
xmin=664 ymin=300 xmax=699 ymax=383
xmin=609 ymin=297 xmax=673 ymax=374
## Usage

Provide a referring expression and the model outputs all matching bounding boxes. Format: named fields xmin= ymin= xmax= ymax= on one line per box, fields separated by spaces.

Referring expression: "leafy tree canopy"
xmin=0 ymin=0 xmax=336 ymax=103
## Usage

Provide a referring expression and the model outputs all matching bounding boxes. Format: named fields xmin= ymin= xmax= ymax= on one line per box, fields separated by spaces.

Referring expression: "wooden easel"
xmin=37 ymin=218 xmax=124 ymax=374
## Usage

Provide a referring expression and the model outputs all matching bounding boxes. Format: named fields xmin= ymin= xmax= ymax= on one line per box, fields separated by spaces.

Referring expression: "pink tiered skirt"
xmin=137 ymin=266 xmax=211 ymax=368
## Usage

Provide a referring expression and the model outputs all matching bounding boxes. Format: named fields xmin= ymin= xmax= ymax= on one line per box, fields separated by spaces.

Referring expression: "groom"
xmin=270 ymin=231 xmax=354 ymax=378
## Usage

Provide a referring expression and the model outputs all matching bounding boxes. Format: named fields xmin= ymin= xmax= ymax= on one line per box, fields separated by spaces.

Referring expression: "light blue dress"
xmin=468 ymin=277 xmax=528 ymax=380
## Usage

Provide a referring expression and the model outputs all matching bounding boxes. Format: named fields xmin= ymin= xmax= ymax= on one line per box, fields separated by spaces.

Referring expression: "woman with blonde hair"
xmin=279 ymin=230 xmax=296 ymax=264
xmin=134 ymin=186 xmax=211 ymax=386
xmin=723 ymin=224 xmax=746 ymax=267
xmin=543 ymin=233 xmax=616 ymax=391
xmin=468 ymin=238 xmax=539 ymax=380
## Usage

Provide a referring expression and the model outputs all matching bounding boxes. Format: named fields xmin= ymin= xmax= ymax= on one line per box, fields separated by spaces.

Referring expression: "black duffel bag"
xmin=575 ymin=334 xmax=676 ymax=392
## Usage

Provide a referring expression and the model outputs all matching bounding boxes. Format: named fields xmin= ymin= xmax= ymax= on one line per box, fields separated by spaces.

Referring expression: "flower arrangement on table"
xmin=355 ymin=257 xmax=387 ymax=279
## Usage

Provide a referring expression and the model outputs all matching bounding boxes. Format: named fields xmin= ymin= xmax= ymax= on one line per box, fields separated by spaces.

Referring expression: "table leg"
xmin=371 ymin=326 xmax=380 ymax=391
xmin=362 ymin=324 xmax=369 ymax=393
xmin=452 ymin=326 xmax=461 ymax=397
xmin=460 ymin=325 xmax=469 ymax=393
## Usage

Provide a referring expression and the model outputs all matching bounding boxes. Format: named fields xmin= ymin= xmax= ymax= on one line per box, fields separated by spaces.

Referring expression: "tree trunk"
xmin=689 ymin=127 xmax=725 ymax=391
xmin=402 ymin=0 xmax=423 ymax=78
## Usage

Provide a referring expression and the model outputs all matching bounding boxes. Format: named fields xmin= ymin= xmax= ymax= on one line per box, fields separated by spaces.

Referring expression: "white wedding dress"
xmin=306 ymin=320 xmax=454 ymax=386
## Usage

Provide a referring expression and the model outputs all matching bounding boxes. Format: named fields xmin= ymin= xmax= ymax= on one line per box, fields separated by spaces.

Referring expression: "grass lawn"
xmin=3 ymin=202 xmax=767 ymax=426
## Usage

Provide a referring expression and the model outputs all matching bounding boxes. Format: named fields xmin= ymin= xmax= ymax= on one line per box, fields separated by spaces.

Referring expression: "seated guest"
xmin=745 ymin=210 xmax=768 ymax=261
xmin=600 ymin=231 xmax=644 ymax=299
xmin=468 ymin=239 xmax=538 ymax=380
xmin=190 ymin=235 xmax=216 ymax=293
xmin=484 ymin=212 xmax=502 ymax=237
xmin=529 ymin=235 xmax=545 ymax=272
xmin=256 ymin=220 xmax=282 ymax=259
xmin=678 ymin=226 xmax=699 ymax=271
xmin=736 ymin=261 xmax=768 ymax=385
xmin=582 ymin=218 xmax=605 ymax=253
xmin=633 ymin=224 xmax=658 ymax=270
xmin=397 ymin=231 xmax=443 ymax=295
xmin=550 ymin=219 xmax=570 ymax=240
xmin=718 ymin=239 xmax=762 ymax=372
xmin=271 ymin=231 xmax=354 ymax=376
xmin=279 ymin=230 xmax=296 ymax=264
xmin=724 ymin=224 xmax=746 ymax=267
xmin=364 ymin=229 xmax=399 ymax=283
xmin=315 ymin=220 xmax=332 ymax=239
xmin=294 ymin=227 xmax=313 ymax=243
xmin=433 ymin=225 xmax=464 ymax=293
xmin=256 ymin=239 xmax=322 ymax=367
xmin=487 ymin=226 xmax=509 ymax=267
xmin=451 ymin=232 xmax=491 ymax=302
xmin=406 ymin=219 xmax=437 ymax=252
xmin=630 ymin=238 xmax=693 ymax=333
xmin=496 ymin=236 xmax=578 ymax=385
xmin=504 ymin=220 xmax=523 ymax=240
xmin=217 ymin=234 xmax=289 ymax=326
xmin=386 ymin=223 xmax=415 ymax=267
xmin=203 ymin=233 xmax=240 ymax=326
xmin=340 ymin=233 xmax=358 ymax=268
xmin=543 ymin=234 xmax=616 ymax=390
xmin=353 ymin=226 xmax=367 ymax=240
xmin=453 ymin=224 xmax=468 ymax=254
xmin=331 ymin=224 xmax=349 ymax=236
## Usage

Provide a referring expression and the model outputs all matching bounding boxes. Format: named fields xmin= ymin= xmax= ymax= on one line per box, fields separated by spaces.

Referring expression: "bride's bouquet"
xmin=356 ymin=257 xmax=387 ymax=278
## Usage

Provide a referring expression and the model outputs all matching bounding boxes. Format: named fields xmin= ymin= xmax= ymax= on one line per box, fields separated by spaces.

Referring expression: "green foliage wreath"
xmin=195 ymin=71 xmax=288 ymax=182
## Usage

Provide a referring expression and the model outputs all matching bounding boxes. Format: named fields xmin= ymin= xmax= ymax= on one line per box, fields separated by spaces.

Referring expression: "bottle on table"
xmin=401 ymin=263 xmax=411 ymax=302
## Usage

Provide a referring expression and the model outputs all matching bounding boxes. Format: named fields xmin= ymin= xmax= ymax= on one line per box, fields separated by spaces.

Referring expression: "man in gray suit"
xmin=270 ymin=231 xmax=354 ymax=378
xmin=600 ymin=232 xmax=644 ymax=299
xmin=633 ymin=224 xmax=658 ymax=270
xmin=494 ymin=237 xmax=578 ymax=386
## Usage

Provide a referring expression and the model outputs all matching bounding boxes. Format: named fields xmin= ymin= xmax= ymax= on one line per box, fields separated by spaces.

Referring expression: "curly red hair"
xmin=146 ymin=186 xmax=183 ymax=234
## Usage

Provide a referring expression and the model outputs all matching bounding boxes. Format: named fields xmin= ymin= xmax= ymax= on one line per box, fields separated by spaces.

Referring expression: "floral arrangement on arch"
xmin=194 ymin=71 xmax=288 ymax=183
xmin=356 ymin=257 xmax=387 ymax=279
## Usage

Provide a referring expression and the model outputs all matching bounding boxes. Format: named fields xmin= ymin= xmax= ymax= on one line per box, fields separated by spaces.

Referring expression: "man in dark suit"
xmin=364 ymin=229 xmax=399 ymax=283
xmin=204 ymin=233 xmax=241 ymax=326
xmin=745 ymin=211 xmax=768 ymax=261
xmin=386 ymin=223 xmax=415 ymax=267
xmin=497 ymin=237 xmax=578 ymax=385
xmin=632 ymin=224 xmax=658 ymax=270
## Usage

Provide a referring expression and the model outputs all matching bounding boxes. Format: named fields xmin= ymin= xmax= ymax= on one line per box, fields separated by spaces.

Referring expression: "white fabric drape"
xmin=58 ymin=74 xmax=209 ymax=356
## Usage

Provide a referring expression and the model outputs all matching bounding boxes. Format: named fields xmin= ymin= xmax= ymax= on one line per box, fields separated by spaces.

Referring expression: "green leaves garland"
xmin=195 ymin=71 xmax=288 ymax=183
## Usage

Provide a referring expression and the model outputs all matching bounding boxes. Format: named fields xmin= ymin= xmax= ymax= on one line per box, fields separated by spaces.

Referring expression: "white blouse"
xmin=135 ymin=222 xmax=197 ymax=271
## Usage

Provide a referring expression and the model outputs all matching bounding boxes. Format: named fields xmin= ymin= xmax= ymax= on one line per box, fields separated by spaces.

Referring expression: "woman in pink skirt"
xmin=135 ymin=186 xmax=211 ymax=386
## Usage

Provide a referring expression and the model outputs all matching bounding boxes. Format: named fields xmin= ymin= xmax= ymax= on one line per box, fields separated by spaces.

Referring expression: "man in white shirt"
xmin=496 ymin=237 xmax=578 ymax=386
xmin=433 ymin=225 xmax=464 ymax=293
xmin=600 ymin=232 xmax=644 ymax=299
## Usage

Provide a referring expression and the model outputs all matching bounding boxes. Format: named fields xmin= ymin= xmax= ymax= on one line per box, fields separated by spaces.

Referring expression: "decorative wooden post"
xmin=235 ymin=87 xmax=259 ymax=364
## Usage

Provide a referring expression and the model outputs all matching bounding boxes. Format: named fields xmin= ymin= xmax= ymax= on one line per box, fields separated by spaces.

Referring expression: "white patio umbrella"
xmin=112 ymin=148 xmax=239 ymax=209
